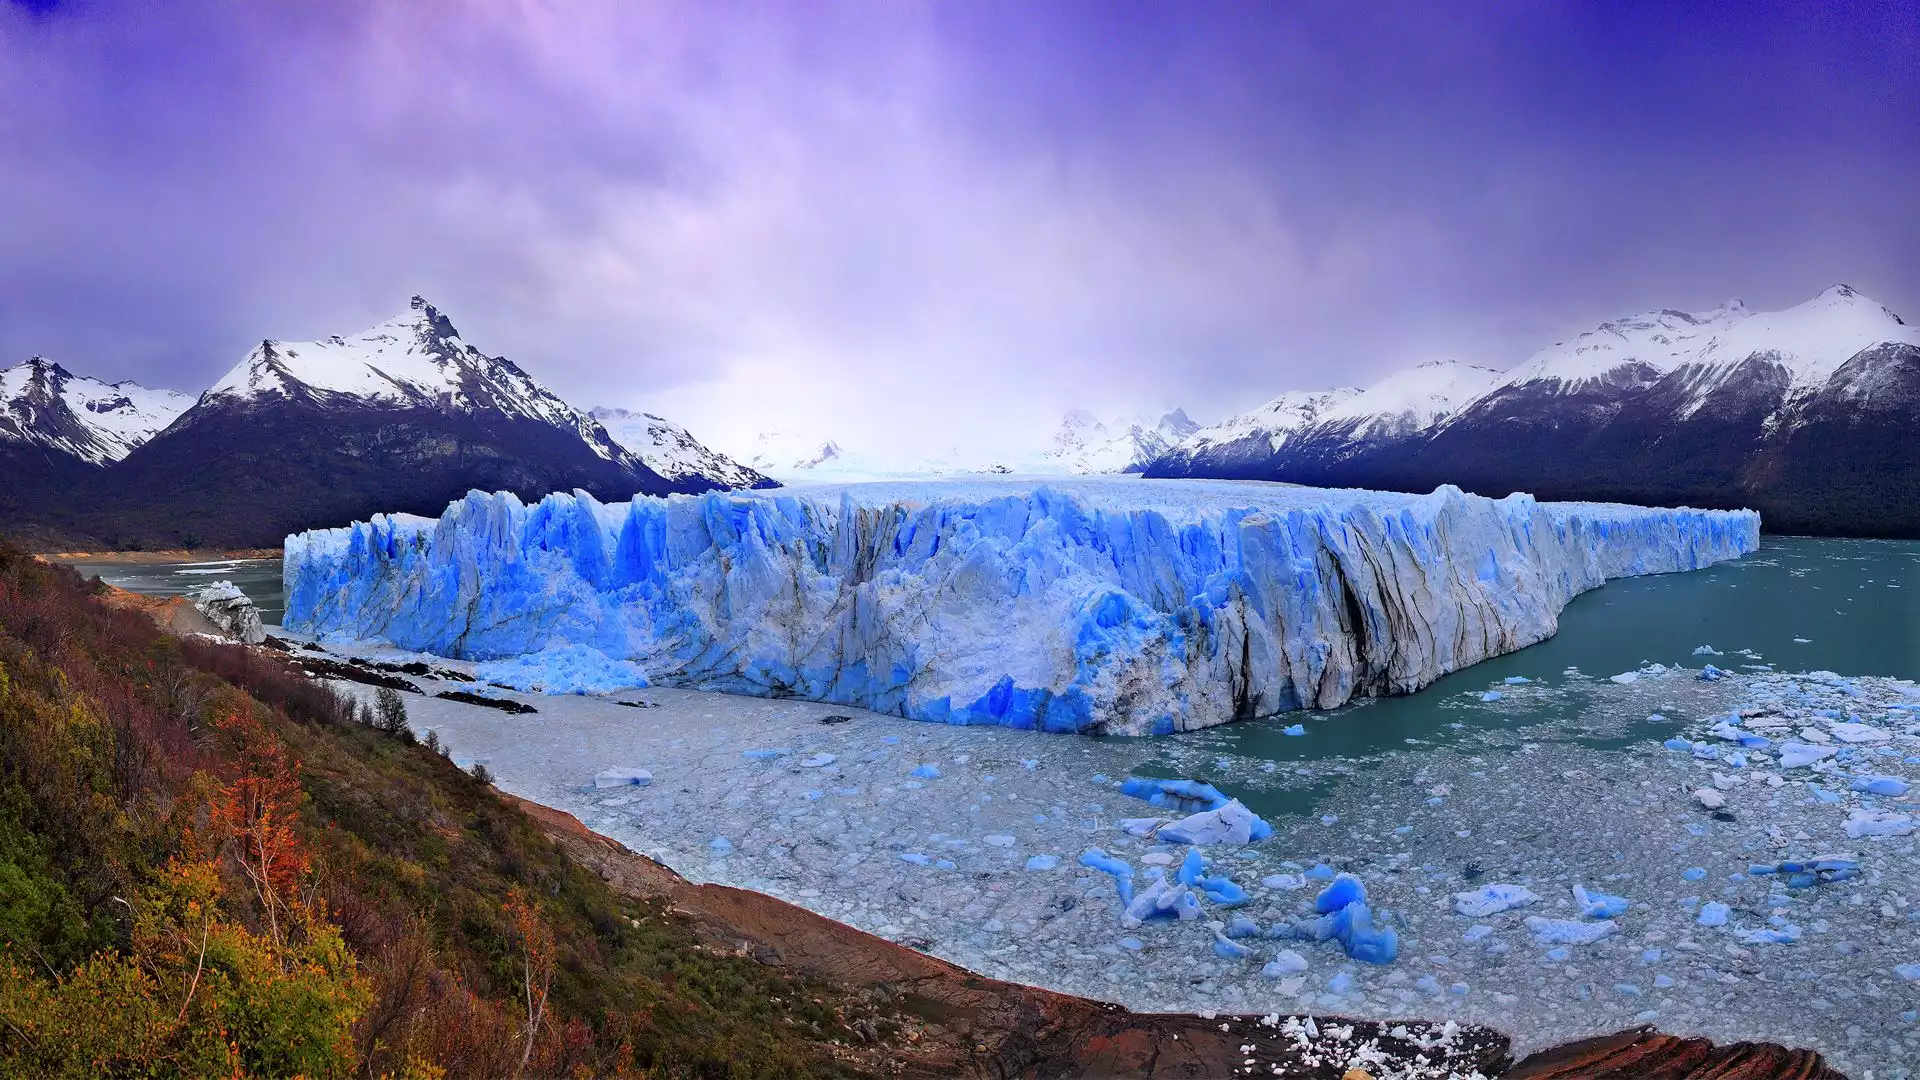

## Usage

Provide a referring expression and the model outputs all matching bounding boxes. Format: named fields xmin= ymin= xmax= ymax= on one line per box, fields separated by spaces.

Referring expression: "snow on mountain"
xmin=1317 ymin=360 xmax=1505 ymax=440
xmin=0 ymin=356 xmax=191 ymax=464
xmin=589 ymin=407 xmax=770 ymax=489
xmin=202 ymin=295 xmax=632 ymax=464
xmin=740 ymin=429 xmax=1012 ymax=483
xmin=1494 ymin=301 xmax=1751 ymax=394
xmin=1043 ymin=409 xmax=1200 ymax=474
xmin=1689 ymin=284 xmax=1918 ymax=390
xmin=1173 ymin=388 xmax=1359 ymax=458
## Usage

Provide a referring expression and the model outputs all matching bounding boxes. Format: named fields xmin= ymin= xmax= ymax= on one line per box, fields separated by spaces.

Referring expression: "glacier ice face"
xmin=284 ymin=478 xmax=1759 ymax=736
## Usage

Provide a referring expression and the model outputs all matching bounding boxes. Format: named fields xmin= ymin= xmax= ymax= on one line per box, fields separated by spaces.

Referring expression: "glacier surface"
xmin=284 ymin=478 xmax=1759 ymax=736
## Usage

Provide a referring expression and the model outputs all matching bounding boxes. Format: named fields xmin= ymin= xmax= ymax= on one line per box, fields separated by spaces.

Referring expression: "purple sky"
xmin=2 ymin=0 xmax=1915 ymax=455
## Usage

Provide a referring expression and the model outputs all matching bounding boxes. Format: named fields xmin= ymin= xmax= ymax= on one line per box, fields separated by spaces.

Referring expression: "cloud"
xmin=1 ymin=0 xmax=1915 ymax=456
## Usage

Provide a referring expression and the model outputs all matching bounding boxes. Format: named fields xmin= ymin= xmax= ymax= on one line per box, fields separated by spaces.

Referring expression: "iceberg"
xmin=285 ymin=478 xmax=1759 ymax=735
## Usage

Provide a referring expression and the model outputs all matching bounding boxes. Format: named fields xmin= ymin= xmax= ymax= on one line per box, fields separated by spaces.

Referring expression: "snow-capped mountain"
xmin=1148 ymin=388 xmax=1359 ymax=477
xmin=1150 ymin=285 xmax=1920 ymax=536
xmin=737 ymin=408 xmax=1202 ymax=484
xmin=738 ymin=429 xmax=1014 ymax=483
xmin=589 ymin=407 xmax=771 ymax=489
xmin=198 ymin=295 xmax=635 ymax=467
xmin=41 ymin=297 xmax=716 ymax=548
xmin=0 ymin=356 xmax=191 ymax=465
xmin=1043 ymin=409 xmax=1200 ymax=474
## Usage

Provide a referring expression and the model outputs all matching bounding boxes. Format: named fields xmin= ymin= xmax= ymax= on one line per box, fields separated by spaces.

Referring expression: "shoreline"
xmin=38 ymin=547 xmax=281 ymax=563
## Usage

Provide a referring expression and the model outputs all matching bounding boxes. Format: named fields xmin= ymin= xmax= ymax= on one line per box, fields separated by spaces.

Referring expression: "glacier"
xmin=283 ymin=478 xmax=1759 ymax=736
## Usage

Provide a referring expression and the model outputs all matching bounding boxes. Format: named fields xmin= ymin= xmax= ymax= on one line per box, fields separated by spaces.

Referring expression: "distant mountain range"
xmin=738 ymin=409 xmax=1200 ymax=483
xmin=1148 ymin=285 xmax=1920 ymax=536
xmin=0 ymin=297 xmax=763 ymax=549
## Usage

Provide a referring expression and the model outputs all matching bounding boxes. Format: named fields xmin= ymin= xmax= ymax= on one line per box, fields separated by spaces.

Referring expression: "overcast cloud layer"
xmin=2 ymin=0 xmax=1915 ymax=456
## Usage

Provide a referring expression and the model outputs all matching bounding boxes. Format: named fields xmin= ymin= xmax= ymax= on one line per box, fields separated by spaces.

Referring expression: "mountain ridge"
xmin=1148 ymin=285 xmax=1920 ymax=536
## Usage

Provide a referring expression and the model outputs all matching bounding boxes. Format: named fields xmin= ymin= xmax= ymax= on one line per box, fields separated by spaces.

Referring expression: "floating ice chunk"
xmin=1699 ymin=664 xmax=1729 ymax=682
xmin=1453 ymin=884 xmax=1538 ymax=918
xmin=1080 ymin=848 xmax=1136 ymax=906
xmin=1609 ymin=671 xmax=1640 ymax=684
xmin=1682 ymin=867 xmax=1707 ymax=881
xmin=709 ymin=837 xmax=733 ymax=854
xmin=1572 ymin=885 xmax=1629 ymax=919
xmin=1463 ymin=925 xmax=1494 ymax=942
xmin=1895 ymin=963 xmax=1920 ymax=982
xmin=1262 ymin=950 xmax=1309 ymax=977
xmin=1480 ymin=691 xmax=1504 ymax=702
xmin=1831 ymin=722 xmax=1892 ymax=743
xmin=1158 ymin=798 xmax=1272 ymax=846
xmin=1851 ymin=776 xmax=1910 ymax=797
xmin=899 ymin=852 xmax=932 ymax=866
xmin=1281 ymin=724 xmax=1307 ymax=736
xmin=797 ymin=753 xmax=837 ymax=768
xmin=1118 ymin=817 xmax=1168 ymax=838
xmin=910 ymin=763 xmax=941 ymax=779
xmin=1693 ymin=788 xmax=1727 ymax=810
xmin=1777 ymin=743 xmax=1838 ymax=769
xmin=1697 ymin=901 xmax=1729 ymax=926
xmin=742 ymin=748 xmax=790 ymax=760
xmin=1707 ymin=719 xmax=1746 ymax=742
xmin=1212 ymin=932 xmax=1255 ymax=960
xmin=1225 ymin=915 xmax=1264 ymax=939
xmin=1524 ymin=917 xmax=1616 ymax=945
xmin=983 ymin=834 xmax=1016 ymax=847
xmin=1117 ymin=936 xmax=1143 ymax=952
xmin=1663 ymin=737 xmax=1694 ymax=752
xmin=1693 ymin=645 xmax=1723 ymax=656
xmin=1024 ymin=854 xmax=1060 ymax=871
xmin=1845 ymin=809 xmax=1916 ymax=839
xmin=1741 ymin=924 xmax=1802 ymax=945
xmin=1119 ymin=777 xmax=1229 ymax=813
xmin=593 ymin=767 xmax=653 ymax=789
xmin=1544 ymin=947 xmax=1570 ymax=962
xmin=1315 ymin=874 xmax=1368 ymax=914
xmin=1305 ymin=864 xmax=1336 ymax=880
xmin=1261 ymin=873 xmax=1305 ymax=891
xmin=1326 ymin=972 xmax=1355 ymax=995
xmin=1504 ymin=676 xmax=1531 ymax=684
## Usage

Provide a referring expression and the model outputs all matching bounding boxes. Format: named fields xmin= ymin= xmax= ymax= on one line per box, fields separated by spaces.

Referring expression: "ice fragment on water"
xmin=593 ymin=767 xmax=652 ymax=788
xmin=1453 ymin=884 xmax=1538 ymax=918
xmin=1524 ymin=917 xmax=1616 ymax=945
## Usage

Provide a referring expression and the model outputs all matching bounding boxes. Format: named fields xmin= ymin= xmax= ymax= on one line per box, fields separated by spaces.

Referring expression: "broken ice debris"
xmin=797 ymin=753 xmax=837 ymax=768
xmin=742 ymin=748 xmax=789 ymax=760
xmin=1830 ymin=721 xmax=1891 ymax=743
xmin=1024 ymin=854 xmax=1059 ymax=871
xmin=1699 ymin=664 xmax=1729 ymax=681
xmin=1851 ymin=776 xmax=1911 ymax=797
xmin=1212 ymin=932 xmax=1255 ymax=960
xmin=1694 ymin=788 xmax=1727 ymax=810
xmin=910 ymin=763 xmax=941 ymax=779
xmin=1697 ymin=901 xmax=1729 ymax=927
xmin=1157 ymin=798 xmax=1272 ymax=846
xmin=1777 ymin=743 xmax=1838 ymax=769
xmin=1080 ymin=848 xmax=1136 ymax=906
xmin=1693 ymin=645 xmax=1722 ymax=656
xmin=1740 ymin=924 xmax=1803 ymax=945
xmin=593 ymin=767 xmax=653 ymax=789
xmin=1573 ymin=885 xmax=1629 ymax=919
xmin=1262 ymin=950 xmax=1309 ymax=977
xmin=1281 ymin=723 xmax=1306 ymax=736
xmin=1453 ymin=884 xmax=1538 ymax=918
xmin=1314 ymin=874 xmax=1368 ymax=913
xmin=1896 ymin=963 xmax=1920 ymax=982
xmin=1524 ymin=917 xmax=1617 ymax=945
xmin=1844 ymin=809 xmax=1916 ymax=838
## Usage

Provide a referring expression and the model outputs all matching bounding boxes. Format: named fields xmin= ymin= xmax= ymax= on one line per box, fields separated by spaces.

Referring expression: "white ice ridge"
xmin=284 ymin=478 xmax=1760 ymax=736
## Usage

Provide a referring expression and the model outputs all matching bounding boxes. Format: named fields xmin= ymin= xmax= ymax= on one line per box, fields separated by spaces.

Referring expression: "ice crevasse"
xmin=284 ymin=478 xmax=1759 ymax=736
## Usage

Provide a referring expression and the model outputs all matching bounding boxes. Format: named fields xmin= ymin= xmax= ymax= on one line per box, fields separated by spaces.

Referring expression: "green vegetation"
xmin=0 ymin=542 xmax=888 ymax=1077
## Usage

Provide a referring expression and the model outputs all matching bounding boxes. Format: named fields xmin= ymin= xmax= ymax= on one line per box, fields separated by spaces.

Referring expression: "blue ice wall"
xmin=284 ymin=479 xmax=1759 ymax=735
